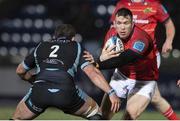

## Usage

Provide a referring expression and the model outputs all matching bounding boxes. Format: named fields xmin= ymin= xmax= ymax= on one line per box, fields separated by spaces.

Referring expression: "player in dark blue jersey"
xmin=11 ymin=24 xmax=120 ymax=120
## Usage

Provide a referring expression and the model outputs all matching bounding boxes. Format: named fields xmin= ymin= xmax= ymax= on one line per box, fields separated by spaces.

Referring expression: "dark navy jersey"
xmin=22 ymin=39 xmax=90 ymax=84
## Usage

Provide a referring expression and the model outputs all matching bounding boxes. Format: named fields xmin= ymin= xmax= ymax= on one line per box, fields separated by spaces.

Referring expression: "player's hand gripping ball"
xmin=104 ymin=36 xmax=124 ymax=52
xmin=100 ymin=36 xmax=124 ymax=61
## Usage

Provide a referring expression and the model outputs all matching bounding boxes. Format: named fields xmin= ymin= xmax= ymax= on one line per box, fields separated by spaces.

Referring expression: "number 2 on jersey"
xmin=49 ymin=45 xmax=59 ymax=57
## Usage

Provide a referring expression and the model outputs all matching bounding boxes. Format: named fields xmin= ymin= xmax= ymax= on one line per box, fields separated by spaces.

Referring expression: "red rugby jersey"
xmin=105 ymin=25 xmax=159 ymax=81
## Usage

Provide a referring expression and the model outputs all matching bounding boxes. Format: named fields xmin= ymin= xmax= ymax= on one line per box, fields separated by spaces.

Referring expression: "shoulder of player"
xmin=134 ymin=26 xmax=150 ymax=38
xmin=132 ymin=26 xmax=151 ymax=43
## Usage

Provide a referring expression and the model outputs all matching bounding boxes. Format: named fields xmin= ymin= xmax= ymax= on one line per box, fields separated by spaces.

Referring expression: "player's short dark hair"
xmin=54 ymin=24 xmax=76 ymax=40
xmin=115 ymin=8 xmax=133 ymax=21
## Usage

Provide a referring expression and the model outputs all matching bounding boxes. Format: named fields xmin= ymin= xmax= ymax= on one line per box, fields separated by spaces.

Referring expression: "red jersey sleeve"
xmin=154 ymin=2 xmax=170 ymax=22
xmin=129 ymin=39 xmax=149 ymax=55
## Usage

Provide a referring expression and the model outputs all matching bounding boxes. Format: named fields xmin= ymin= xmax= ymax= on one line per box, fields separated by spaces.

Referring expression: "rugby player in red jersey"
xmin=88 ymin=8 xmax=158 ymax=120
xmin=103 ymin=0 xmax=178 ymax=120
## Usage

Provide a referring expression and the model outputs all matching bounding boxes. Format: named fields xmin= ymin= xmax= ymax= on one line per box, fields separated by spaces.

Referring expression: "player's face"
xmin=114 ymin=15 xmax=133 ymax=39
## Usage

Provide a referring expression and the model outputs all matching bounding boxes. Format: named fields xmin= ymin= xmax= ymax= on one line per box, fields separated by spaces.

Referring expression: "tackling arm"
xmin=83 ymin=64 xmax=113 ymax=94
xmin=82 ymin=64 xmax=120 ymax=112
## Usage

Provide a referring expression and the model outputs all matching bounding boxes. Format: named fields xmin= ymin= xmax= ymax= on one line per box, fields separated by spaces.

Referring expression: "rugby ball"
xmin=104 ymin=36 xmax=124 ymax=52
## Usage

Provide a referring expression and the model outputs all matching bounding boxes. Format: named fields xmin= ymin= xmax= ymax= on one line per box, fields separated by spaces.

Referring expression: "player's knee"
xmin=151 ymin=93 xmax=163 ymax=104
xmin=87 ymin=114 xmax=102 ymax=120
xmin=151 ymin=87 xmax=163 ymax=104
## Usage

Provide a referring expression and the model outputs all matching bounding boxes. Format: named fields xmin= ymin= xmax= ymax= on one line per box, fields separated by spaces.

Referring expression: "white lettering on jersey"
xmin=133 ymin=15 xmax=149 ymax=24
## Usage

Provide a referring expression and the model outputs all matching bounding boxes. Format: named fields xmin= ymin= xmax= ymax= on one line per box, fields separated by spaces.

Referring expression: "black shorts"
xmin=23 ymin=81 xmax=85 ymax=114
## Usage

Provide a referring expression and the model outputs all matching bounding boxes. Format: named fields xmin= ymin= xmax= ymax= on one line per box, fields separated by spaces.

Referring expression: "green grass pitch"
xmin=1 ymin=106 xmax=180 ymax=120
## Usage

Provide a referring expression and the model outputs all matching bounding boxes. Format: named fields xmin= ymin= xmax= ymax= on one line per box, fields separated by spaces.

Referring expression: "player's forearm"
xmin=164 ymin=18 xmax=175 ymax=44
xmin=90 ymin=68 xmax=112 ymax=93
xmin=83 ymin=65 xmax=112 ymax=93
xmin=97 ymin=49 xmax=142 ymax=69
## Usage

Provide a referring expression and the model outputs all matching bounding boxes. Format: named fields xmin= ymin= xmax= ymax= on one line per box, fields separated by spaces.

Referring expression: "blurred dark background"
xmin=0 ymin=0 xmax=179 ymax=110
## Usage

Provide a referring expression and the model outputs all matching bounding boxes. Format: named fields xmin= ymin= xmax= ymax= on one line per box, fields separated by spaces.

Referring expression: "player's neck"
xmin=131 ymin=0 xmax=144 ymax=3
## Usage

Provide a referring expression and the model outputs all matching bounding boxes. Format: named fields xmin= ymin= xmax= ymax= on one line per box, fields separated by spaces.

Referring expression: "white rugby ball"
xmin=104 ymin=36 xmax=124 ymax=52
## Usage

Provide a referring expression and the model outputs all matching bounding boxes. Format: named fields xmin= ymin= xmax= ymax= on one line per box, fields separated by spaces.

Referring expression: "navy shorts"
xmin=23 ymin=81 xmax=86 ymax=114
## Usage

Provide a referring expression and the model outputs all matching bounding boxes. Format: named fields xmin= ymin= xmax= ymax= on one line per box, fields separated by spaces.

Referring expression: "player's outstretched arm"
xmin=83 ymin=64 xmax=120 ymax=113
xmin=162 ymin=18 xmax=175 ymax=54
xmin=96 ymin=49 xmax=143 ymax=70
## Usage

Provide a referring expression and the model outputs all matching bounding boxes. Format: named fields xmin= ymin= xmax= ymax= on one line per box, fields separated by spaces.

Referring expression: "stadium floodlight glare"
xmin=0 ymin=47 xmax=8 ymax=56
xmin=172 ymin=49 xmax=180 ymax=58
xmin=24 ymin=18 xmax=33 ymax=28
xmin=13 ymin=18 xmax=22 ymax=28
xmin=26 ymin=5 xmax=36 ymax=15
xmin=44 ymin=19 xmax=53 ymax=29
xmin=34 ymin=19 xmax=43 ymax=29
xmin=19 ymin=47 xmax=28 ymax=57
xmin=9 ymin=47 xmax=18 ymax=56
xmin=97 ymin=5 xmax=107 ymax=15
xmin=12 ymin=33 xmax=21 ymax=43
xmin=32 ymin=33 xmax=41 ymax=43
xmin=36 ymin=4 xmax=46 ymax=14
xmin=22 ymin=33 xmax=31 ymax=43
xmin=1 ymin=32 xmax=10 ymax=42
xmin=107 ymin=5 xmax=115 ymax=15
xmin=42 ymin=33 xmax=51 ymax=41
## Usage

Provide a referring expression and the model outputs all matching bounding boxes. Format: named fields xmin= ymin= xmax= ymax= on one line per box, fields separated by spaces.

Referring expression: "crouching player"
xmin=11 ymin=24 xmax=120 ymax=120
